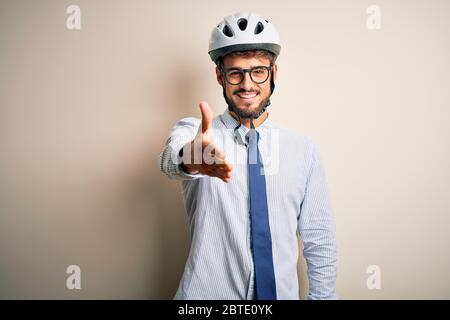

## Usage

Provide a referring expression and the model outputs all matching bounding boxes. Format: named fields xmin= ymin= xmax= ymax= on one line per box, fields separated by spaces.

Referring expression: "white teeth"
xmin=238 ymin=93 xmax=257 ymax=98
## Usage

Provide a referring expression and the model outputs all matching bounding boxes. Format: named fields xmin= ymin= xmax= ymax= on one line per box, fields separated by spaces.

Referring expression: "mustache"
xmin=233 ymin=89 xmax=259 ymax=95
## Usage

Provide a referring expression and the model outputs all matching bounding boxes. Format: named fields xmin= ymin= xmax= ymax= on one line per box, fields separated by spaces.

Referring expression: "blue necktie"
xmin=247 ymin=122 xmax=277 ymax=300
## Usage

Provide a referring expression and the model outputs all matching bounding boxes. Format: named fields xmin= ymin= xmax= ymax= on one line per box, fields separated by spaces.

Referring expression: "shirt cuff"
xmin=160 ymin=137 xmax=206 ymax=180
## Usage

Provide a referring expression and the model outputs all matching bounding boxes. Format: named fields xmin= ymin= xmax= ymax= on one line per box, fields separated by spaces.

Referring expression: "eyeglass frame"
xmin=220 ymin=64 xmax=273 ymax=85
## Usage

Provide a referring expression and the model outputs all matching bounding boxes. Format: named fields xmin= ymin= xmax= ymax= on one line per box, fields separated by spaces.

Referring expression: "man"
xmin=159 ymin=12 xmax=337 ymax=300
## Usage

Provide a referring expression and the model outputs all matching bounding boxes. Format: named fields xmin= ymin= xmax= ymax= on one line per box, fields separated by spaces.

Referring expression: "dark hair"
xmin=217 ymin=50 xmax=276 ymax=67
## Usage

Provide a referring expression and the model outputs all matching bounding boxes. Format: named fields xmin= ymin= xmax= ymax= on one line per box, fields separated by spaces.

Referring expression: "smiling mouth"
xmin=236 ymin=92 xmax=258 ymax=100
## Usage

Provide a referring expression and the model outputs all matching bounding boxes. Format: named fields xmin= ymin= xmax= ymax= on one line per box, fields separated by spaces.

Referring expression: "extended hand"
xmin=181 ymin=102 xmax=233 ymax=183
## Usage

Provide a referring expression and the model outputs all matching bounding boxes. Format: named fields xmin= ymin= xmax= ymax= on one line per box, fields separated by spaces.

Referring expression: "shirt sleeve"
xmin=297 ymin=138 xmax=338 ymax=300
xmin=158 ymin=117 xmax=207 ymax=180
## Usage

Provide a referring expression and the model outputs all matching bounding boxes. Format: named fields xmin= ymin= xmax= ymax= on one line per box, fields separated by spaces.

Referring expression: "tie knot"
xmin=246 ymin=129 xmax=259 ymax=145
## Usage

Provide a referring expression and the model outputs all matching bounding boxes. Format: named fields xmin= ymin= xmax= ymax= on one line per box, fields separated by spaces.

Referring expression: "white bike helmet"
xmin=208 ymin=12 xmax=281 ymax=64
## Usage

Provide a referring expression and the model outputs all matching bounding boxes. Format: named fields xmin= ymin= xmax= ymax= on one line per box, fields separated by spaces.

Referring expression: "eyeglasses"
xmin=221 ymin=65 xmax=273 ymax=85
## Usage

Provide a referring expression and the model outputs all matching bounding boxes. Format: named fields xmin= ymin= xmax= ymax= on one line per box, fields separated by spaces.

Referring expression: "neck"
xmin=229 ymin=110 xmax=269 ymax=128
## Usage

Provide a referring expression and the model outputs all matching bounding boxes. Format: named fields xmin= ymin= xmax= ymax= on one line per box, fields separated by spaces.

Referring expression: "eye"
xmin=228 ymin=70 xmax=242 ymax=77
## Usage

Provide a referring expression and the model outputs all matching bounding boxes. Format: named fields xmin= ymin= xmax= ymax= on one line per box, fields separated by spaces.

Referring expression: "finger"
xmin=210 ymin=147 xmax=232 ymax=168
xmin=222 ymin=162 xmax=233 ymax=172
xmin=211 ymin=147 xmax=226 ymax=162
xmin=215 ymin=163 xmax=232 ymax=175
xmin=204 ymin=166 xmax=227 ymax=181
xmin=203 ymin=143 xmax=228 ymax=165
xmin=209 ymin=169 xmax=230 ymax=183
xmin=215 ymin=171 xmax=229 ymax=183
xmin=214 ymin=167 xmax=231 ymax=181
xmin=199 ymin=101 xmax=213 ymax=134
xmin=217 ymin=161 xmax=233 ymax=172
xmin=203 ymin=166 xmax=220 ymax=178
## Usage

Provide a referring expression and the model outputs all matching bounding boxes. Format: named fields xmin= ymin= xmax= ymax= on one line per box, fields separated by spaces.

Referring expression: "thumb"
xmin=199 ymin=101 xmax=213 ymax=133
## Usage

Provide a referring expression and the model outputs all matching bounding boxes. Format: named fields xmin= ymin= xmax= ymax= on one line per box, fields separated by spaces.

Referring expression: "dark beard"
xmin=223 ymin=90 xmax=271 ymax=119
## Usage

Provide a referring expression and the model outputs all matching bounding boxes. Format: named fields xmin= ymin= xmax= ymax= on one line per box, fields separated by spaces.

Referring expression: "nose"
xmin=240 ymin=71 xmax=253 ymax=91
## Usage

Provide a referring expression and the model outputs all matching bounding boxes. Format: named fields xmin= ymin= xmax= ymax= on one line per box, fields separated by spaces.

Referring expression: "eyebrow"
xmin=223 ymin=65 xmax=269 ymax=69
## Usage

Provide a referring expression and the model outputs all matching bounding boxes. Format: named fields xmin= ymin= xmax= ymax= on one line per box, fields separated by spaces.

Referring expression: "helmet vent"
xmin=222 ymin=25 xmax=234 ymax=37
xmin=237 ymin=18 xmax=248 ymax=31
xmin=254 ymin=22 xmax=264 ymax=34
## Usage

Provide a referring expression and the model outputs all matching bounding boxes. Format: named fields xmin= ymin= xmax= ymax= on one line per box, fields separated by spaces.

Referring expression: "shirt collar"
xmin=219 ymin=108 xmax=273 ymax=143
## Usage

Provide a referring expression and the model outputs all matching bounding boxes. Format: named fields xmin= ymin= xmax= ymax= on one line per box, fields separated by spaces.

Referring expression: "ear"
xmin=216 ymin=66 xmax=224 ymax=86
xmin=273 ymin=63 xmax=278 ymax=81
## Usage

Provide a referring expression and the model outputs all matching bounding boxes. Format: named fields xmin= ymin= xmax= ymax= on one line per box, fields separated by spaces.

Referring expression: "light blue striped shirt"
xmin=158 ymin=109 xmax=337 ymax=300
